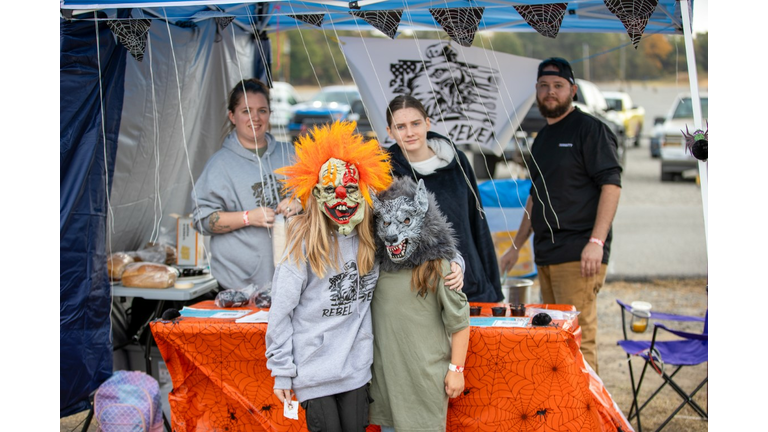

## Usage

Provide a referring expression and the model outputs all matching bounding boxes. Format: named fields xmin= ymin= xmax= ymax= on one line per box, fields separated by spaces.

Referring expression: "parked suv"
xmin=287 ymin=85 xmax=360 ymax=142
xmin=269 ymin=81 xmax=301 ymax=129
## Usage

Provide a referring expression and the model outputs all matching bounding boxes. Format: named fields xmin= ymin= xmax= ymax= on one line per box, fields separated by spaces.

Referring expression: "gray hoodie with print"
xmin=191 ymin=131 xmax=295 ymax=290
xmin=265 ymin=230 xmax=378 ymax=402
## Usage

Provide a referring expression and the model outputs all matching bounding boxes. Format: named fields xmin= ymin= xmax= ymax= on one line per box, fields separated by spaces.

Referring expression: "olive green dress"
xmin=369 ymin=260 xmax=470 ymax=432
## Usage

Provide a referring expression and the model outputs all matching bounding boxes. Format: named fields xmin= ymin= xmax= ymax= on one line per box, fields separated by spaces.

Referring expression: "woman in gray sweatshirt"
xmin=191 ymin=79 xmax=302 ymax=291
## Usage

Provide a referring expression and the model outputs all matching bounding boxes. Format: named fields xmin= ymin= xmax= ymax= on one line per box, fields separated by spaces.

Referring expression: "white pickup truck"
xmin=653 ymin=93 xmax=708 ymax=181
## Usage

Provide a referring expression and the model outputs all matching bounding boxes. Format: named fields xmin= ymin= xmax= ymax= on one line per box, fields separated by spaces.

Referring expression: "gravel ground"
xmin=60 ymin=277 xmax=709 ymax=432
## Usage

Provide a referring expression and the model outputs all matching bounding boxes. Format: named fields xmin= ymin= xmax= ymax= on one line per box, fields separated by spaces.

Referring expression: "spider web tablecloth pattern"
xmin=152 ymin=302 xmax=630 ymax=431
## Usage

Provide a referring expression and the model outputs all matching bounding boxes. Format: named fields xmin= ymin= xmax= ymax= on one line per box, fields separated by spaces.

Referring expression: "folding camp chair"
xmin=616 ymin=299 xmax=708 ymax=432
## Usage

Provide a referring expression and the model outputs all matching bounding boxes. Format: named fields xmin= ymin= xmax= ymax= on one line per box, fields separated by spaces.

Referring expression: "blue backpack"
xmin=94 ymin=370 xmax=163 ymax=432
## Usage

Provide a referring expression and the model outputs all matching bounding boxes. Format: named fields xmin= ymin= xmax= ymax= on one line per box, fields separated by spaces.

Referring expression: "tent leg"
xmin=679 ymin=0 xmax=708 ymax=254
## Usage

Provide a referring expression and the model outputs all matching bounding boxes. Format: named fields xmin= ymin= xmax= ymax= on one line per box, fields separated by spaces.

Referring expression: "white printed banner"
xmin=339 ymin=37 xmax=541 ymax=155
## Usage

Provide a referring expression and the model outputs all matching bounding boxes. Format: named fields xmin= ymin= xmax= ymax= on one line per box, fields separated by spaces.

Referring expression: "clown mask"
xmin=313 ymin=158 xmax=365 ymax=235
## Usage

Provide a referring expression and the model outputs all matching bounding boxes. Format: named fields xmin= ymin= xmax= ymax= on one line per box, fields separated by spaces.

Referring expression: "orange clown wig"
xmin=277 ymin=121 xmax=393 ymax=208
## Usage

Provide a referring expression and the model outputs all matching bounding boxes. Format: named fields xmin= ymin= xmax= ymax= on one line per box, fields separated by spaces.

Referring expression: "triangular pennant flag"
xmin=429 ymin=7 xmax=484 ymax=47
xmin=603 ymin=0 xmax=659 ymax=48
xmin=215 ymin=16 xmax=235 ymax=31
xmin=106 ymin=18 xmax=151 ymax=61
xmin=288 ymin=13 xmax=325 ymax=28
xmin=514 ymin=3 xmax=568 ymax=39
xmin=350 ymin=9 xmax=403 ymax=39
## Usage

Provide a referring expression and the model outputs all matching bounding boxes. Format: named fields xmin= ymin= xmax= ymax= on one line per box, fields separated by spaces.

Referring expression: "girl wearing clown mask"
xmin=265 ymin=121 xmax=462 ymax=431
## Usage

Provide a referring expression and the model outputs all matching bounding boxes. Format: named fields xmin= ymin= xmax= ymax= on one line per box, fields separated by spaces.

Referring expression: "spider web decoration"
xmin=288 ymin=13 xmax=325 ymax=28
xmin=513 ymin=3 xmax=568 ymax=39
xmin=350 ymin=9 xmax=403 ymax=39
xmin=106 ymin=18 xmax=151 ymax=61
xmin=429 ymin=7 xmax=485 ymax=47
xmin=603 ymin=0 xmax=660 ymax=48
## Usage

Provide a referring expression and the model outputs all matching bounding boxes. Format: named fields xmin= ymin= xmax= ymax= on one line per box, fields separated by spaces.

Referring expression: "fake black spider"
xmin=536 ymin=408 xmax=552 ymax=421
xmin=260 ymin=404 xmax=275 ymax=413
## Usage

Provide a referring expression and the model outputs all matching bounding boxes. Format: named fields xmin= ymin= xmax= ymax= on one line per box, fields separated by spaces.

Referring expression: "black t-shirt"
xmin=528 ymin=107 xmax=622 ymax=266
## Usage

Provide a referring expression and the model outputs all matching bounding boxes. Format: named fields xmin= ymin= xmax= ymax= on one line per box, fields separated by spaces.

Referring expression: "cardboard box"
xmin=492 ymin=230 xmax=536 ymax=278
xmin=176 ymin=217 xmax=205 ymax=266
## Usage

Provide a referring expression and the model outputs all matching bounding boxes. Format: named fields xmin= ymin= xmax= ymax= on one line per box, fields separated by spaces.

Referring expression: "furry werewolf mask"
xmin=372 ymin=177 xmax=457 ymax=272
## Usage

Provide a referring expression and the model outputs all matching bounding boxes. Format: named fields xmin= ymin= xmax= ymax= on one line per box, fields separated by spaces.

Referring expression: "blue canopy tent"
xmin=59 ymin=0 xmax=704 ymax=417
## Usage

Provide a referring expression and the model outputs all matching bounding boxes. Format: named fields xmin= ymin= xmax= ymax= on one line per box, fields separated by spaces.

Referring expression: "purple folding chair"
xmin=616 ymin=299 xmax=708 ymax=432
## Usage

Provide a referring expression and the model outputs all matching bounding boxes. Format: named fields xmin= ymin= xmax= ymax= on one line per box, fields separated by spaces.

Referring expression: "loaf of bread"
xmin=121 ymin=262 xmax=177 ymax=289
xmin=107 ymin=252 xmax=135 ymax=281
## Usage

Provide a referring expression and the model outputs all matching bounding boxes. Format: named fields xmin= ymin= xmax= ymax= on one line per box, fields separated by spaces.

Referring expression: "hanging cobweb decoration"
xmin=430 ymin=7 xmax=484 ymax=47
xmin=603 ymin=0 xmax=659 ymax=48
xmin=288 ymin=13 xmax=325 ymax=28
xmin=514 ymin=3 xmax=568 ymax=39
xmin=350 ymin=9 xmax=403 ymax=39
xmin=107 ymin=18 xmax=151 ymax=61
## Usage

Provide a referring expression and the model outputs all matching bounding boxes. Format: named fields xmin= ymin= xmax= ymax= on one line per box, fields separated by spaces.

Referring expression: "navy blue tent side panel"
xmin=60 ymin=11 xmax=127 ymax=417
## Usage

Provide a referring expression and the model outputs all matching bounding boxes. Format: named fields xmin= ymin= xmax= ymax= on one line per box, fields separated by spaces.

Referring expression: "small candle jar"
xmin=630 ymin=301 xmax=652 ymax=333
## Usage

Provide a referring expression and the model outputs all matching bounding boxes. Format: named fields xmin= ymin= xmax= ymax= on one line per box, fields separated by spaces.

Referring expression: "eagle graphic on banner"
xmin=388 ymin=42 xmax=499 ymax=146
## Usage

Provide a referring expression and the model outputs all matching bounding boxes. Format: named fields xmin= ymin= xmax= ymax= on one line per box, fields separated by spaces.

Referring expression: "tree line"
xmin=268 ymin=29 xmax=707 ymax=86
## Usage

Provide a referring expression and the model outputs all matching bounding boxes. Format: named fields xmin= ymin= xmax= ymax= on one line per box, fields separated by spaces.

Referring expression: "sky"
xmin=693 ymin=0 xmax=708 ymax=34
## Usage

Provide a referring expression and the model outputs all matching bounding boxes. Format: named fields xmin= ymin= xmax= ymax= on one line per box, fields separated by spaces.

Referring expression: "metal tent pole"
xmin=679 ymin=0 xmax=708 ymax=253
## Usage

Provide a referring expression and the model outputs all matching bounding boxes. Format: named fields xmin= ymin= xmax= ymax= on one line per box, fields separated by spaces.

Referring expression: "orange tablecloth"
xmin=151 ymin=301 xmax=631 ymax=431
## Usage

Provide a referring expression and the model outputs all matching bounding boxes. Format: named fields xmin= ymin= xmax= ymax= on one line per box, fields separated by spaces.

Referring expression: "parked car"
xmin=287 ymin=85 xmax=360 ymax=142
xmin=346 ymin=99 xmax=377 ymax=141
xmin=603 ymin=91 xmax=645 ymax=147
xmin=269 ymin=82 xmax=301 ymax=129
xmin=654 ymin=93 xmax=708 ymax=181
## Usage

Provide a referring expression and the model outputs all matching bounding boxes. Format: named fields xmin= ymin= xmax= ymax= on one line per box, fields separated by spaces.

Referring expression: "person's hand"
xmin=445 ymin=261 xmax=464 ymax=291
xmin=498 ymin=246 xmax=521 ymax=276
xmin=248 ymin=207 xmax=276 ymax=228
xmin=580 ymin=242 xmax=604 ymax=277
xmin=274 ymin=388 xmax=293 ymax=404
xmin=444 ymin=369 xmax=465 ymax=398
xmin=277 ymin=198 xmax=302 ymax=218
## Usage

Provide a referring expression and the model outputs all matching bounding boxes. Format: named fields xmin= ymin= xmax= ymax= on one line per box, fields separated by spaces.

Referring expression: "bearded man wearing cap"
xmin=498 ymin=58 xmax=622 ymax=374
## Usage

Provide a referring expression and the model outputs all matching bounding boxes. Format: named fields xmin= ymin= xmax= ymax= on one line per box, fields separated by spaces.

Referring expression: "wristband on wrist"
xmin=243 ymin=210 xmax=250 ymax=226
xmin=589 ymin=237 xmax=604 ymax=247
xmin=448 ymin=364 xmax=464 ymax=373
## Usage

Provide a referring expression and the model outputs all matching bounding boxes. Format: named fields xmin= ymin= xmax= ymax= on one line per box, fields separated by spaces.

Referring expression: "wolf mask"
xmin=372 ymin=177 xmax=457 ymax=272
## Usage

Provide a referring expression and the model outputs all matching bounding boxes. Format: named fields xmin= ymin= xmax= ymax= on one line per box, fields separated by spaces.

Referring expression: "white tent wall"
xmin=108 ymin=18 xmax=258 ymax=251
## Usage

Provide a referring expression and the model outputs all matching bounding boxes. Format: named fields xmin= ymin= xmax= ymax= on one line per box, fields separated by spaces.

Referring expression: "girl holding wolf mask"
xmin=265 ymin=121 xmax=464 ymax=431
xmin=369 ymin=176 xmax=470 ymax=432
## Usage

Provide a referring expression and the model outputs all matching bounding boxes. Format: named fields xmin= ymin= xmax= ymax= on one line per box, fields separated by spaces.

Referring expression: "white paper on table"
xmin=491 ymin=318 xmax=530 ymax=327
xmin=235 ymin=310 xmax=270 ymax=323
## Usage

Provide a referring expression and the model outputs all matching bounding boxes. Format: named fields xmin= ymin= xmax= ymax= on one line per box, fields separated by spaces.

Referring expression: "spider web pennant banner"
xmin=106 ymin=18 xmax=151 ymax=61
xmin=514 ymin=3 xmax=568 ymax=39
xmin=603 ymin=0 xmax=659 ymax=48
xmin=429 ymin=7 xmax=484 ymax=47
xmin=350 ymin=9 xmax=403 ymax=39
xmin=288 ymin=13 xmax=325 ymax=28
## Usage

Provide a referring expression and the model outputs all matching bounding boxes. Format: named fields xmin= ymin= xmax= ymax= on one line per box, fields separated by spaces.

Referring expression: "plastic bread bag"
xmin=525 ymin=307 xmax=580 ymax=330
xmin=120 ymin=262 xmax=177 ymax=288
xmin=135 ymin=242 xmax=177 ymax=265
